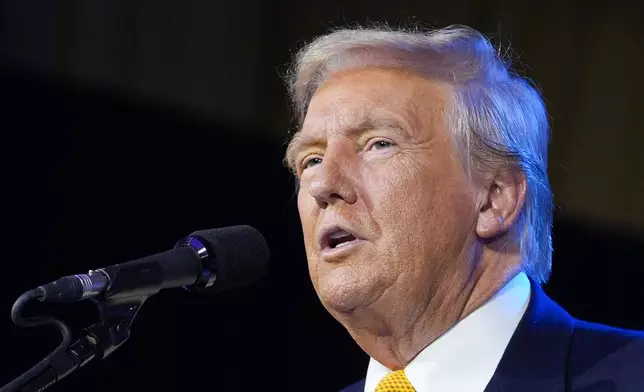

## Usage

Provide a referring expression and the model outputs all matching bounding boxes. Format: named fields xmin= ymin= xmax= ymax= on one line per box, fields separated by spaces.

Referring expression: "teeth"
xmin=327 ymin=229 xmax=357 ymax=249
xmin=329 ymin=230 xmax=350 ymax=239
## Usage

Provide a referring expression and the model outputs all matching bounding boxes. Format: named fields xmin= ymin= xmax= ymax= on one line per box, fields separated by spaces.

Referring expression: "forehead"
xmin=301 ymin=67 xmax=447 ymax=135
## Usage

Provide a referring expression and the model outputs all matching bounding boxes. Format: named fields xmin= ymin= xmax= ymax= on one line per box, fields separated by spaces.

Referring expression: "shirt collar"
xmin=364 ymin=272 xmax=531 ymax=392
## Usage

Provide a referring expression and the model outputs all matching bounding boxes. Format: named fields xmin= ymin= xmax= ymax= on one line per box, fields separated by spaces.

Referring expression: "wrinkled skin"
xmin=289 ymin=67 xmax=525 ymax=369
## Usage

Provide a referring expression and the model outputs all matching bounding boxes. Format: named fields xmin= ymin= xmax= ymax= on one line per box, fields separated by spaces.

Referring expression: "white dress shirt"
xmin=364 ymin=272 xmax=531 ymax=392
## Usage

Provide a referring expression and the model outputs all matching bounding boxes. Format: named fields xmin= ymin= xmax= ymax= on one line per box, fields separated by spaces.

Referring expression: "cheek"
xmin=368 ymin=157 xmax=475 ymax=258
xmin=296 ymin=190 xmax=308 ymax=225
xmin=367 ymin=158 xmax=430 ymax=224
xmin=297 ymin=191 xmax=322 ymax=283
xmin=297 ymin=190 xmax=319 ymax=252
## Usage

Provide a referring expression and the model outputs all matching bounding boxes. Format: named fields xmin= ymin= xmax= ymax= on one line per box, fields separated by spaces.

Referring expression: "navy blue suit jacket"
xmin=340 ymin=280 xmax=644 ymax=392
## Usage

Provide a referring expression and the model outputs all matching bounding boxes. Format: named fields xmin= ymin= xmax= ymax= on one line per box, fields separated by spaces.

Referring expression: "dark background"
xmin=1 ymin=1 xmax=642 ymax=391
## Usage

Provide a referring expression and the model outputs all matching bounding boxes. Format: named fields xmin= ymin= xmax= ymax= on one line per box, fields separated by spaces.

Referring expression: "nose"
xmin=307 ymin=156 xmax=358 ymax=208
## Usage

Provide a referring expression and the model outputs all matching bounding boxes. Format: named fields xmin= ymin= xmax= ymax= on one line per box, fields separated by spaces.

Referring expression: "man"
xmin=284 ymin=24 xmax=644 ymax=392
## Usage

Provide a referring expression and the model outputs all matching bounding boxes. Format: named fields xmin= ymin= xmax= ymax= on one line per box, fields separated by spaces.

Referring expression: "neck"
xmin=342 ymin=250 xmax=522 ymax=370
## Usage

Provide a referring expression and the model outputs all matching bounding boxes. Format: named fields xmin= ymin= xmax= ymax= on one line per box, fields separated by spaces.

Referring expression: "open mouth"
xmin=327 ymin=230 xmax=358 ymax=249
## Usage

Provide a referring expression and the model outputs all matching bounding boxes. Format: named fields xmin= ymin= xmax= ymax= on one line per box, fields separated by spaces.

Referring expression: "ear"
xmin=476 ymin=168 xmax=527 ymax=240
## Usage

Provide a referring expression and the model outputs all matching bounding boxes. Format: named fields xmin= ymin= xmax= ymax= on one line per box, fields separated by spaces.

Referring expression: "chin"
xmin=315 ymin=264 xmax=370 ymax=314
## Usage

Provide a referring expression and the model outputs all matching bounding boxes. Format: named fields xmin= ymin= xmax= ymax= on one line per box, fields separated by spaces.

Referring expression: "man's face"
xmin=292 ymin=67 xmax=479 ymax=321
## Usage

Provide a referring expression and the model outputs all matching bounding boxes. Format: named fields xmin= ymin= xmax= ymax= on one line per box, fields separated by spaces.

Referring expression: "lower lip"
xmin=321 ymin=239 xmax=366 ymax=258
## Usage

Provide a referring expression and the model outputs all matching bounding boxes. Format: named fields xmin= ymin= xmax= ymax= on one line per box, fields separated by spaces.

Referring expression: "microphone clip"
xmin=70 ymin=295 xmax=147 ymax=366
xmin=18 ymin=291 xmax=150 ymax=391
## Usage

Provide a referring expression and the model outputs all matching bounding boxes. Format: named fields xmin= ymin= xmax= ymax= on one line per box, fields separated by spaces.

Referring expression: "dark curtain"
xmin=0 ymin=1 xmax=641 ymax=391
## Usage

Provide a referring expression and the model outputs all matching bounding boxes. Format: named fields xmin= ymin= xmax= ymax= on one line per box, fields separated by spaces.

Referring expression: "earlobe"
xmin=475 ymin=170 xmax=526 ymax=240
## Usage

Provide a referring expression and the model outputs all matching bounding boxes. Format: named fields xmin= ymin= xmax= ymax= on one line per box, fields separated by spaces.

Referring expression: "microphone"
xmin=35 ymin=225 xmax=270 ymax=303
xmin=0 ymin=225 xmax=269 ymax=392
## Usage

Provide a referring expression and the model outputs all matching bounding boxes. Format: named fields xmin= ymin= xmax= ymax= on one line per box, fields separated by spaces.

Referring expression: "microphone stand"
xmin=3 ymin=236 xmax=199 ymax=392
xmin=2 ymin=256 xmax=170 ymax=392
xmin=5 ymin=297 xmax=147 ymax=392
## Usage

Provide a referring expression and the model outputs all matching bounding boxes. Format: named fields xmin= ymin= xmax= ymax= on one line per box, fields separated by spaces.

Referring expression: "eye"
xmin=368 ymin=139 xmax=395 ymax=150
xmin=301 ymin=156 xmax=322 ymax=170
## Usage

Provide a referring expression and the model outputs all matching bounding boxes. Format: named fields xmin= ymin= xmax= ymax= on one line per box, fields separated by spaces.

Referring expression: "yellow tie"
xmin=375 ymin=369 xmax=416 ymax=391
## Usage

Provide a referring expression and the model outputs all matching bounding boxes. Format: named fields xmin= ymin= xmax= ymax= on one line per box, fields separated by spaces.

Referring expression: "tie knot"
xmin=375 ymin=369 xmax=416 ymax=391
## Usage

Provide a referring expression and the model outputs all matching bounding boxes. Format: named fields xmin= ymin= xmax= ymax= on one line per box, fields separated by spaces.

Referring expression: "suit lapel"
xmin=340 ymin=379 xmax=365 ymax=392
xmin=484 ymin=279 xmax=575 ymax=392
xmin=343 ymin=280 xmax=575 ymax=392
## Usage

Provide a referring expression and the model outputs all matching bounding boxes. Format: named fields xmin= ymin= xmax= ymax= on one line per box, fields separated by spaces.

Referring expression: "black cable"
xmin=0 ymin=289 xmax=73 ymax=392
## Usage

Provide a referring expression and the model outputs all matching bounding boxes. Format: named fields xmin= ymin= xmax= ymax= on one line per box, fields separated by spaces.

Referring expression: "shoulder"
xmin=569 ymin=319 xmax=644 ymax=390
xmin=574 ymin=318 xmax=644 ymax=337
xmin=572 ymin=319 xmax=644 ymax=356
xmin=338 ymin=378 xmax=365 ymax=392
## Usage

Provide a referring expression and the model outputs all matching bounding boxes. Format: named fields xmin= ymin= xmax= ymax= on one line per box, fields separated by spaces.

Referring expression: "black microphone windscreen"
xmin=190 ymin=225 xmax=269 ymax=292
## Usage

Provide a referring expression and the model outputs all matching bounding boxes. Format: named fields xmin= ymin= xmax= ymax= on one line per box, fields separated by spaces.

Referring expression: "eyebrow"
xmin=287 ymin=116 xmax=405 ymax=167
